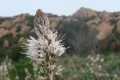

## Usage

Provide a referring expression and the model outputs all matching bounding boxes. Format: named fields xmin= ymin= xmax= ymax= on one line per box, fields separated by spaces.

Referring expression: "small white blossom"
xmin=86 ymin=63 xmax=89 ymax=66
xmin=114 ymin=74 xmax=118 ymax=79
xmin=98 ymin=65 xmax=102 ymax=70
xmin=100 ymin=58 xmax=104 ymax=62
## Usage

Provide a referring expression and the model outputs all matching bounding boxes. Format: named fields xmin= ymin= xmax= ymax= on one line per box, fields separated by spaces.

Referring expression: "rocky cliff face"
xmin=73 ymin=8 xmax=120 ymax=41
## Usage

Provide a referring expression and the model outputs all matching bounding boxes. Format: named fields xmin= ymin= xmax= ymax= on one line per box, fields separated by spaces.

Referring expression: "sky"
xmin=0 ymin=0 xmax=120 ymax=17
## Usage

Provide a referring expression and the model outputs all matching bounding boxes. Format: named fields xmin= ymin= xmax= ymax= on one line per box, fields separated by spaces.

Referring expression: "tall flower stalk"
xmin=23 ymin=9 xmax=66 ymax=80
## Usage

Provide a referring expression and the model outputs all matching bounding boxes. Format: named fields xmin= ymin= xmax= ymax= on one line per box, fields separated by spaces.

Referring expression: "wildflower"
xmin=93 ymin=59 xmax=97 ymax=63
xmin=0 ymin=62 xmax=7 ymax=73
xmin=113 ymin=74 xmax=118 ymax=79
xmin=90 ymin=68 xmax=94 ymax=73
xmin=98 ymin=65 xmax=102 ymax=70
xmin=86 ymin=63 xmax=89 ymax=66
xmin=88 ymin=55 xmax=91 ymax=58
xmin=23 ymin=9 xmax=66 ymax=80
xmin=96 ymin=54 xmax=100 ymax=61
xmin=118 ymin=71 xmax=120 ymax=74
xmin=91 ymin=63 xmax=94 ymax=66
xmin=81 ymin=68 xmax=85 ymax=73
xmin=100 ymin=58 xmax=104 ymax=62
xmin=98 ymin=73 xmax=102 ymax=76
xmin=102 ymin=73 xmax=105 ymax=76
xmin=15 ymin=75 xmax=19 ymax=80
xmin=33 ymin=63 xmax=38 ymax=78
xmin=106 ymin=74 xmax=109 ymax=77
xmin=24 ymin=68 xmax=31 ymax=80
xmin=0 ymin=61 xmax=8 ymax=80
xmin=97 ymin=54 xmax=100 ymax=58
xmin=73 ymin=74 xmax=77 ymax=78
xmin=90 ymin=57 xmax=94 ymax=61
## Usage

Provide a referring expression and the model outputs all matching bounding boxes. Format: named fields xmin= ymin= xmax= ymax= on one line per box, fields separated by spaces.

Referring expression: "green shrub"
xmin=8 ymin=58 xmax=33 ymax=80
xmin=7 ymin=44 xmax=25 ymax=62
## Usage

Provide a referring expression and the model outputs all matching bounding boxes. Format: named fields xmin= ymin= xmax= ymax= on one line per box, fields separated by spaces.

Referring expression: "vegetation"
xmin=1 ymin=9 xmax=120 ymax=80
xmin=1 ymin=53 xmax=120 ymax=80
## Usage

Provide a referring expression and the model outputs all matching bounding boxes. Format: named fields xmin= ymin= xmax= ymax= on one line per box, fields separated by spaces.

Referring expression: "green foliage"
xmin=8 ymin=58 xmax=33 ymax=80
xmin=6 ymin=52 xmax=120 ymax=80
xmin=0 ymin=47 xmax=9 ymax=62
xmin=24 ymin=16 xmax=34 ymax=28
xmin=109 ymin=19 xmax=118 ymax=25
xmin=0 ymin=34 xmax=22 ymax=47
xmin=7 ymin=44 xmax=25 ymax=62
xmin=56 ymin=53 xmax=120 ymax=80
xmin=0 ymin=17 xmax=10 ymax=24
xmin=57 ymin=19 xmax=96 ymax=54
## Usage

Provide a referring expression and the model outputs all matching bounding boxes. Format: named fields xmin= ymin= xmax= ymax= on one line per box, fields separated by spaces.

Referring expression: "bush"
xmin=7 ymin=44 xmax=25 ymax=62
xmin=8 ymin=58 xmax=33 ymax=80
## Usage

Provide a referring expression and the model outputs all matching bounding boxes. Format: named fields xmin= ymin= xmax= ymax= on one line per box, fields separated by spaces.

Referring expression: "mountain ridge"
xmin=0 ymin=7 xmax=120 ymax=54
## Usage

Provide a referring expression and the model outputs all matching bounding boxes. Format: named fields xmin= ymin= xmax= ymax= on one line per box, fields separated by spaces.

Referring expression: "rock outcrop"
xmin=1 ymin=21 xmax=12 ymax=28
xmin=96 ymin=22 xmax=114 ymax=40
xmin=3 ymin=40 xmax=9 ymax=47
xmin=73 ymin=7 xmax=97 ymax=18
xmin=0 ymin=28 xmax=10 ymax=38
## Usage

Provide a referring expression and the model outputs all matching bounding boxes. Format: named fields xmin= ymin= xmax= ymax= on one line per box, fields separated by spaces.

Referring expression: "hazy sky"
xmin=0 ymin=0 xmax=120 ymax=17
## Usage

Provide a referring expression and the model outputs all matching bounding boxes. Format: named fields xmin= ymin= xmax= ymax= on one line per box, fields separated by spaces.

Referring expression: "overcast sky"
xmin=0 ymin=0 xmax=120 ymax=17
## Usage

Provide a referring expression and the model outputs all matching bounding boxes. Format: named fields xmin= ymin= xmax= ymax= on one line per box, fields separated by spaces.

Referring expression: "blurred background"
xmin=0 ymin=0 xmax=120 ymax=80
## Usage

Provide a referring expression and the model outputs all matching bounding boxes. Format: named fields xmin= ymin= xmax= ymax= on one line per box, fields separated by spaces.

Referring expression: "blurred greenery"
xmin=7 ymin=43 xmax=25 ymax=62
xmin=8 ymin=58 xmax=33 ymax=80
xmin=57 ymin=18 xmax=97 ymax=55
xmin=5 ymin=52 xmax=120 ymax=80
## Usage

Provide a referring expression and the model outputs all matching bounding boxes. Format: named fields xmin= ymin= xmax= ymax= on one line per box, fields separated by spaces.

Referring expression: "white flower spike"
xmin=23 ymin=9 xmax=66 ymax=80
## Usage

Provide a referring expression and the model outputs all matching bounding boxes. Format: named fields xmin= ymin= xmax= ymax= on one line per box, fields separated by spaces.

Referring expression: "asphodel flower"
xmin=23 ymin=9 xmax=66 ymax=80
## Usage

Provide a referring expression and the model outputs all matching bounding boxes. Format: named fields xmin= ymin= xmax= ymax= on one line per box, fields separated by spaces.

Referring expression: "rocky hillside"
xmin=0 ymin=7 xmax=120 ymax=54
xmin=73 ymin=7 xmax=97 ymax=18
xmin=0 ymin=13 xmax=63 ymax=47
